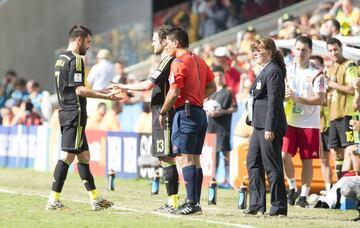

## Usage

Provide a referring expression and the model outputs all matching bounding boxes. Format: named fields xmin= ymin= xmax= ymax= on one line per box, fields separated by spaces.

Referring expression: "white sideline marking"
xmin=0 ymin=188 xmax=253 ymax=228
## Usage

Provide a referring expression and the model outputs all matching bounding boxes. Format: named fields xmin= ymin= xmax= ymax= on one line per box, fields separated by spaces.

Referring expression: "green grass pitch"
xmin=0 ymin=168 xmax=357 ymax=227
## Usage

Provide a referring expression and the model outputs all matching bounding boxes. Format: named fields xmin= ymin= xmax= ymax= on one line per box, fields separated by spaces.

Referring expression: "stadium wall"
xmin=0 ymin=0 xmax=151 ymax=92
xmin=0 ymin=125 xmax=216 ymax=185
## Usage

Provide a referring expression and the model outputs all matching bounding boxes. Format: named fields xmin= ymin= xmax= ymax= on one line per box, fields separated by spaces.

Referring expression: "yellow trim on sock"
xmin=161 ymin=161 xmax=176 ymax=168
xmin=169 ymin=194 xmax=179 ymax=209
xmin=50 ymin=191 xmax=61 ymax=201
xmin=60 ymin=159 xmax=70 ymax=166
xmin=335 ymin=160 xmax=344 ymax=165
xmin=88 ymin=189 xmax=99 ymax=200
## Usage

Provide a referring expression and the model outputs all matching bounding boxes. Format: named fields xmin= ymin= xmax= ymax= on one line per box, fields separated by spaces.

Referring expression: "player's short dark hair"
xmin=326 ymin=37 xmax=342 ymax=48
xmin=154 ymin=25 xmax=172 ymax=40
xmin=68 ymin=24 xmax=92 ymax=40
xmin=167 ymin=27 xmax=189 ymax=48
xmin=295 ymin=36 xmax=312 ymax=49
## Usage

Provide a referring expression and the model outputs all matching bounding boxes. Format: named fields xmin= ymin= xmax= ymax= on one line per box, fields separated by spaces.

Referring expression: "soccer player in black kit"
xmin=46 ymin=25 xmax=118 ymax=211
xmin=109 ymin=25 xmax=180 ymax=212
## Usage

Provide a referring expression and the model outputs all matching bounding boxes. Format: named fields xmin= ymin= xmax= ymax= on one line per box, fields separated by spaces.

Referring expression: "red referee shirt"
xmin=169 ymin=52 xmax=215 ymax=109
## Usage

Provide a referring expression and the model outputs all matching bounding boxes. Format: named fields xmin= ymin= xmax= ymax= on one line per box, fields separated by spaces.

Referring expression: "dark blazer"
xmin=250 ymin=61 xmax=287 ymax=137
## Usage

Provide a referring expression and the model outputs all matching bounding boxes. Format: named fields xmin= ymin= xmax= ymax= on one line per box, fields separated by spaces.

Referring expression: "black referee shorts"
xmin=61 ymin=124 xmax=89 ymax=154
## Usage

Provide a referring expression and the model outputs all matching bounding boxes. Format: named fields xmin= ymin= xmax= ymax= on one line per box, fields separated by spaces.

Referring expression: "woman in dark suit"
xmin=244 ymin=38 xmax=288 ymax=216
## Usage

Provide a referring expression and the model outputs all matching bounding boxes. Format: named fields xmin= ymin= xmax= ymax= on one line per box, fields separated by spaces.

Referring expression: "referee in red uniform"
xmin=159 ymin=27 xmax=216 ymax=215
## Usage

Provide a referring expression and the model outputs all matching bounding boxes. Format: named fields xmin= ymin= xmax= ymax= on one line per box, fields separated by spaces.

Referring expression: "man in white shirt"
xmin=87 ymin=49 xmax=115 ymax=90
xmin=283 ymin=36 xmax=326 ymax=208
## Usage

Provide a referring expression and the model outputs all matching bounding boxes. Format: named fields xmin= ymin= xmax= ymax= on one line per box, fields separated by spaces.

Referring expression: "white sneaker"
xmin=92 ymin=198 xmax=113 ymax=211
xmin=46 ymin=200 xmax=66 ymax=211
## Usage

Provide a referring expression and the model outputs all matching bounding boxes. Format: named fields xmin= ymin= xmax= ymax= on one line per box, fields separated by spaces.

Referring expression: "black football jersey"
xmin=149 ymin=55 xmax=174 ymax=107
xmin=54 ymin=51 xmax=87 ymax=126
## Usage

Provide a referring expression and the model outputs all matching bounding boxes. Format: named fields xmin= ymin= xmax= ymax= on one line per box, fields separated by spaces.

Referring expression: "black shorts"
xmin=61 ymin=125 xmax=89 ymax=154
xmin=151 ymin=128 xmax=174 ymax=157
xmin=151 ymin=106 xmax=175 ymax=157
xmin=329 ymin=116 xmax=358 ymax=149
xmin=215 ymin=133 xmax=231 ymax=152
xmin=321 ymin=128 xmax=330 ymax=152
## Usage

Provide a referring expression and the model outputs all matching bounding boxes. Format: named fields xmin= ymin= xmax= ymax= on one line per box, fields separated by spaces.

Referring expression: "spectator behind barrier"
xmin=330 ymin=0 xmax=360 ymax=35
xmin=15 ymin=100 xmax=43 ymax=126
xmin=99 ymin=101 xmax=122 ymax=131
xmin=213 ymin=46 xmax=240 ymax=95
xmin=5 ymin=78 xmax=29 ymax=108
xmin=87 ymin=102 xmax=107 ymax=130
xmin=0 ymin=70 xmax=17 ymax=109
xmin=87 ymin=49 xmax=115 ymax=90
xmin=134 ymin=101 xmax=152 ymax=134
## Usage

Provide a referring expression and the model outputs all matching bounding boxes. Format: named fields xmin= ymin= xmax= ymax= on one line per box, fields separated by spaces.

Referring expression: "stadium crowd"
xmin=1 ymin=0 xmax=360 ymax=214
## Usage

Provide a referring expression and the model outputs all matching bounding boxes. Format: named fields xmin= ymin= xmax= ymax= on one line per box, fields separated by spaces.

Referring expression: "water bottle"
xmin=238 ymin=183 xmax=247 ymax=209
xmin=208 ymin=178 xmax=217 ymax=205
xmin=151 ymin=171 xmax=160 ymax=195
xmin=107 ymin=169 xmax=115 ymax=191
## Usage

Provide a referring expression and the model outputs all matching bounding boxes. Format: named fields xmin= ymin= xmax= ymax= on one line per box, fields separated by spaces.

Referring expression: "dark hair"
xmin=115 ymin=60 xmax=125 ymax=65
xmin=68 ymin=24 xmax=92 ymax=40
xmin=154 ymin=25 xmax=172 ymax=40
xmin=31 ymin=81 xmax=40 ymax=89
xmin=211 ymin=65 xmax=224 ymax=73
xmin=25 ymin=100 xmax=34 ymax=112
xmin=310 ymin=55 xmax=324 ymax=66
xmin=166 ymin=27 xmax=189 ymax=48
xmin=250 ymin=38 xmax=286 ymax=75
xmin=330 ymin=19 xmax=340 ymax=31
xmin=15 ymin=78 xmax=27 ymax=87
xmin=295 ymin=36 xmax=313 ymax=49
xmin=5 ymin=70 xmax=17 ymax=77
xmin=326 ymin=37 xmax=342 ymax=48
